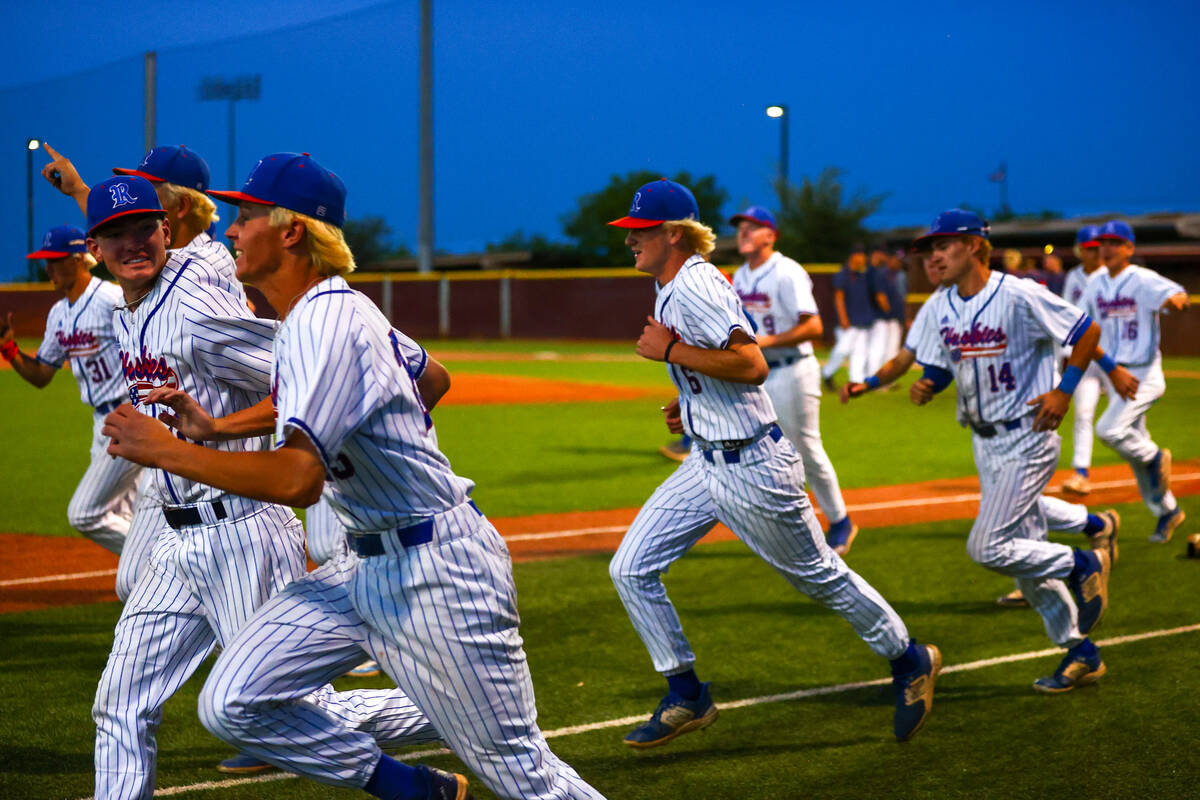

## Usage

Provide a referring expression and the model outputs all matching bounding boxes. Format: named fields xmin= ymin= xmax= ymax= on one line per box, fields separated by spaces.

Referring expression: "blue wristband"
xmin=864 ymin=375 xmax=881 ymax=390
xmin=1058 ymin=364 xmax=1084 ymax=395
xmin=1097 ymin=354 xmax=1117 ymax=373
xmin=920 ymin=364 xmax=954 ymax=394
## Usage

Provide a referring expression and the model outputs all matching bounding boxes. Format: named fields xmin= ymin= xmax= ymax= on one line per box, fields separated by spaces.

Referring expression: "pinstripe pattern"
xmin=224 ymin=276 xmax=603 ymax=799
xmin=1040 ymin=495 xmax=1088 ymax=533
xmin=93 ymin=504 xmax=305 ymax=800
xmin=1097 ymin=359 xmax=1177 ymax=516
xmin=304 ymin=493 xmax=347 ymax=566
xmin=67 ymin=410 xmax=141 ymax=554
xmin=114 ymin=474 xmax=165 ymax=602
xmin=613 ymin=258 xmax=911 ymax=683
xmin=734 ymin=255 xmax=849 ymax=524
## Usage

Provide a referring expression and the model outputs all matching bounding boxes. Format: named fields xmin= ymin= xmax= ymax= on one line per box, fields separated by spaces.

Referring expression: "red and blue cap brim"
xmin=608 ymin=216 xmax=665 ymax=228
xmin=112 ymin=145 xmax=211 ymax=192
xmin=208 ymin=152 xmax=346 ymax=228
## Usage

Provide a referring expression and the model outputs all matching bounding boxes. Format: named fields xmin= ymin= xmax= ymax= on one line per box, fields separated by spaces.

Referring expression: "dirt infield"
xmin=3 ymin=460 xmax=1196 ymax=614
xmin=439 ymin=373 xmax=665 ymax=404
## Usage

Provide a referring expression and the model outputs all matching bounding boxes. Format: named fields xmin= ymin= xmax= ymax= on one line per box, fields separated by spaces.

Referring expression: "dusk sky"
xmin=3 ymin=0 xmax=1197 ymax=280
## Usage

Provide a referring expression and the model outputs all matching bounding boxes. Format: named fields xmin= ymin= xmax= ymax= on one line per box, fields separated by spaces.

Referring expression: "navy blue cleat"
xmin=416 ymin=765 xmax=474 ymax=800
xmin=893 ymin=643 xmax=941 ymax=741
xmin=1150 ymin=508 xmax=1185 ymax=544
xmin=826 ymin=518 xmax=859 ymax=557
xmin=1033 ymin=647 xmax=1106 ymax=694
xmin=216 ymin=754 xmax=276 ymax=775
xmin=1068 ymin=548 xmax=1110 ymax=635
xmin=624 ymin=682 xmax=718 ymax=749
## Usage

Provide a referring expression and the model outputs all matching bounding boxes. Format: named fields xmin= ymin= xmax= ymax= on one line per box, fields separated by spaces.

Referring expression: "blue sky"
xmin=3 ymin=0 xmax=1198 ymax=279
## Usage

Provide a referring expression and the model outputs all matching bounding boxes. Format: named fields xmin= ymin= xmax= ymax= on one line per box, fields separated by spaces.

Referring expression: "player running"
xmin=607 ymin=179 xmax=940 ymax=749
xmin=730 ymin=205 xmax=859 ymax=554
xmin=1081 ymin=220 xmax=1190 ymax=542
xmin=906 ymin=208 xmax=1136 ymax=692
xmin=2 ymin=225 xmax=138 ymax=557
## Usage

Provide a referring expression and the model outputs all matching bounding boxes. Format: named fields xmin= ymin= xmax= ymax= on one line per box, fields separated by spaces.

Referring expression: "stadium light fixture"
xmin=26 ymin=138 xmax=41 ymax=275
xmin=765 ymin=105 xmax=789 ymax=187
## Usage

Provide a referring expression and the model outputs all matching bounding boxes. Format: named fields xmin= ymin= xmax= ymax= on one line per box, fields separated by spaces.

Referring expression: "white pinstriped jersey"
xmin=178 ymin=230 xmax=245 ymax=300
xmin=656 ymin=254 xmax=776 ymax=442
xmin=114 ymin=251 xmax=277 ymax=506
xmin=1080 ymin=265 xmax=1184 ymax=366
xmin=732 ymin=251 xmax=818 ymax=359
xmin=910 ymin=271 xmax=1089 ymax=427
xmin=273 ymin=276 xmax=472 ymax=532
xmin=902 ymin=287 xmax=946 ymax=353
xmin=1061 ymin=264 xmax=1105 ymax=308
xmin=37 ymin=277 xmax=126 ymax=409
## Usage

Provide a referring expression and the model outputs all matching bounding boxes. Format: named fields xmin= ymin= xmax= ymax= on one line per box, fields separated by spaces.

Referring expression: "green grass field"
xmin=1 ymin=342 xmax=1199 ymax=799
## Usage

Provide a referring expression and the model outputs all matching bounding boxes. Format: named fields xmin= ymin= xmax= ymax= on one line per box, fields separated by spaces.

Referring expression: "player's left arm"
xmin=103 ymin=405 xmax=325 ymax=506
xmin=417 ymin=355 xmax=451 ymax=409
xmin=1027 ymin=320 xmax=1101 ymax=431
xmin=1162 ymin=291 xmax=1190 ymax=313
xmin=755 ymin=314 xmax=822 ymax=349
xmin=145 ymin=388 xmax=275 ymax=440
xmin=637 ymin=316 xmax=767 ymax=384
xmin=0 ymin=313 xmax=58 ymax=387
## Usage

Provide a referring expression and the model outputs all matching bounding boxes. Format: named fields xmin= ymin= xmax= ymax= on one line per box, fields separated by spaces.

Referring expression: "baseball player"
xmin=905 ymin=208 xmax=1137 ymax=692
xmin=865 ymin=243 xmax=898 ymax=375
xmin=1 ymin=225 xmax=138 ymax=557
xmin=1058 ymin=225 xmax=1108 ymax=496
xmin=85 ymin=174 xmax=441 ymax=800
xmin=730 ymin=205 xmax=858 ymax=554
xmin=841 ymin=248 xmax=1120 ymax=609
xmin=1081 ymin=220 xmax=1190 ymax=542
xmin=820 ymin=244 xmax=883 ymax=387
xmin=607 ymin=179 xmax=939 ymax=749
xmin=103 ymin=153 xmax=604 ymax=800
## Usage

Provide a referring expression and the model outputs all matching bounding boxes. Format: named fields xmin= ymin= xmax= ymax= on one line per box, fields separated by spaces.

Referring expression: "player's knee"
xmin=67 ymin=502 xmax=103 ymax=533
xmin=966 ymin=535 xmax=1006 ymax=571
xmin=198 ymin=676 xmax=249 ymax=742
xmin=608 ymin=554 xmax=654 ymax=589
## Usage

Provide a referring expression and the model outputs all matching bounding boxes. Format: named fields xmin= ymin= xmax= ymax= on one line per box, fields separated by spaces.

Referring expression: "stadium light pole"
xmin=766 ymin=105 xmax=789 ymax=188
xmin=26 ymin=138 xmax=40 ymax=280
xmin=197 ymin=75 xmax=262 ymax=187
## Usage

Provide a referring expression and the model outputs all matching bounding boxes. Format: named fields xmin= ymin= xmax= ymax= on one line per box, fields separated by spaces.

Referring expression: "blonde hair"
xmin=157 ymin=182 xmax=218 ymax=231
xmin=973 ymin=236 xmax=993 ymax=266
xmin=662 ymin=218 xmax=716 ymax=257
xmin=269 ymin=206 xmax=357 ymax=276
xmin=79 ymin=252 xmax=98 ymax=270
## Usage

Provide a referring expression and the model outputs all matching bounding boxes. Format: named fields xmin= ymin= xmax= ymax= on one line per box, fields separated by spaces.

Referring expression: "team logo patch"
xmin=1095 ymin=295 xmax=1136 ymax=319
xmin=109 ymin=183 xmax=139 ymax=208
xmin=940 ymin=323 xmax=1008 ymax=359
xmin=119 ymin=346 xmax=179 ymax=405
xmin=950 ymin=348 xmax=962 ymax=363
xmin=56 ymin=329 xmax=100 ymax=357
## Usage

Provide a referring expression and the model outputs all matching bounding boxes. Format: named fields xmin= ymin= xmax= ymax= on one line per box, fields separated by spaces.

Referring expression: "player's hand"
xmin=40 ymin=142 xmax=89 ymax=199
xmin=103 ymin=404 xmax=176 ymax=466
xmin=661 ymin=397 xmax=683 ymax=434
xmin=1108 ymin=366 xmax=1139 ymax=401
xmin=0 ymin=312 xmax=14 ymax=344
xmin=840 ymin=381 xmax=867 ymax=404
xmin=636 ymin=316 xmax=676 ymax=362
xmin=909 ymin=378 xmax=935 ymax=406
xmin=1027 ymin=388 xmax=1070 ymax=431
xmin=144 ymin=387 xmax=220 ymax=441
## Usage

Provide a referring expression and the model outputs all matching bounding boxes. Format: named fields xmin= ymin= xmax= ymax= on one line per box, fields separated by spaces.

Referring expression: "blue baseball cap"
xmin=86 ymin=176 xmax=167 ymax=235
xmin=27 ymin=224 xmax=88 ymax=259
xmin=1075 ymin=224 xmax=1102 ymax=248
xmin=911 ymin=208 xmax=990 ymax=250
xmin=729 ymin=205 xmax=777 ymax=231
xmin=208 ymin=152 xmax=347 ymax=228
xmin=608 ymin=179 xmax=699 ymax=228
xmin=1097 ymin=220 xmax=1135 ymax=244
xmin=113 ymin=145 xmax=211 ymax=192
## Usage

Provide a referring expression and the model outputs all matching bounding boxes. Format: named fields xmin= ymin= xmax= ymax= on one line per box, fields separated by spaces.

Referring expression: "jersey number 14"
xmin=986 ymin=361 xmax=1015 ymax=392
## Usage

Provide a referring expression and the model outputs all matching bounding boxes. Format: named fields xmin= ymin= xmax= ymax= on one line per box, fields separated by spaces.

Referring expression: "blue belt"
xmin=971 ymin=418 xmax=1025 ymax=438
xmin=700 ymin=423 xmax=784 ymax=465
xmin=95 ymin=399 xmax=121 ymax=415
xmin=348 ymin=501 xmax=482 ymax=557
xmin=765 ymin=354 xmax=809 ymax=369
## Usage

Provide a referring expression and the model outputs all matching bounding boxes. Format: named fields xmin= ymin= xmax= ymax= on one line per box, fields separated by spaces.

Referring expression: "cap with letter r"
xmin=911 ymin=208 xmax=990 ymax=250
xmin=208 ymin=152 xmax=347 ymax=228
xmin=1075 ymin=224 xmax=1102 ymax=248
xmin=27 ymin=224 xmax=88 ymax=259
xmin=608 ymin=179 xmax=699 ymax=228
xmin=113 ymin=145 xmax=211 ymax=192
xmin=729 ymin=205 xmax=777 ymax=231
xmin=1096 ymin=220 xmax=1135 ymax=244
xmin=86 ymin=176 xmax=166 ymax=235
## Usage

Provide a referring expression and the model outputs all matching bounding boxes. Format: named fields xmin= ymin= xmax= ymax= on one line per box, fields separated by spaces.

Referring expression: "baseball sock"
xmin=1074 ymin=467 xmax=1089 ymax=477
xmin=1069 ymin=638 xmax=1098 ymax=659
xmin=889 ymin=640 xmax=920 ymax=676
xmin=666 ymin=669 xmax=702 ymax=701
xmin=1083 ymin=514 xmax=1105 ymax=535
xmin=365 ymin=754 xmax=425 ymax=800
xmin=1070 ymin=548 xmax=1093 ymax=576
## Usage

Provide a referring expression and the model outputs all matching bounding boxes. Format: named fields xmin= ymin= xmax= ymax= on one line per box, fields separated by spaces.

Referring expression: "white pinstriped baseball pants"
xmin=69 ymin=412 xmax=141 ymax=555
xmin=1096 ymin=357 xmax=1177 ymax=516
xmin=305 ymin=493 xmax=348 ymax=566
xmin=968 ymin=425 xmax=1082 ymax=648
xmin=114 ymin=473 xmax=165 ymax=602
xmin=764 ymin=357 xmax=849 ymax=525
xmin=610 ymin=433 xmax=910 ymax=677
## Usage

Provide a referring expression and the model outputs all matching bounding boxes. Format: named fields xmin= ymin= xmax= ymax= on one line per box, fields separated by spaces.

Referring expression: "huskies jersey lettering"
xmin=37 ymin=277 xmax=126 ymax=409
xmin=732 ymin=252 xmax=818 ymax=359
xmin=1080 ymin=265 xmax=1184 ymax=366
xmin=114 ymin=251 xmax=277 ymax=506
xmin=656 ymin=255 xmax=776 ymax=442
xmin=272 ymin=276 xmax=473 ymax=531
xmin=910 ymin=272 xmax=1088 ymax=427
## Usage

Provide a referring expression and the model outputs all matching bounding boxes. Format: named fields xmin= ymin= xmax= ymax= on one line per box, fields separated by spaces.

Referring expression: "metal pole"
xmin=228 ymin=98 xmax=237 ymax=188
xmin=26 ymin=147 xmax=35 ymax=280
xmin=779 ymin=110 xmax=789 ymax=188
xmin=417 ymin=0 xmax=434 ymax=274
xmin=144 ymin=51 xmax=157 ymax=152
xmin=437 ymin=276 xmax=450 ymax=338
xmin=380 ymin=276 xmax=394 ymax=324
xmin=499 ymin=274 xmax=511 ymax=339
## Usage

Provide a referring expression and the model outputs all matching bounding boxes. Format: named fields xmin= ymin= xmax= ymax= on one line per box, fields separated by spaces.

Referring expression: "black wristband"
xmin=663 ymin=340 xmax=677 ymax=363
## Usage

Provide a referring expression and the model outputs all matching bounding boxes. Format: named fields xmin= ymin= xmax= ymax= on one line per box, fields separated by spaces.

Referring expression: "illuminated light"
xmin=1043 ymin=244 xmax=1054 ymax=254
xmin=766 ymin=106 xmax=785 ymax=118
xmin=26 ymin=139 xmax=40 ymax=150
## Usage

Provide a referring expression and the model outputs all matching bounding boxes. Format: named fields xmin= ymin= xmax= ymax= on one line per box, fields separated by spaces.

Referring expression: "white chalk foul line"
xmin=0 ymin=567 xmax=117 ymax=588
xmin=86 ymin=620 xmax=1198 ymax=798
